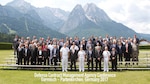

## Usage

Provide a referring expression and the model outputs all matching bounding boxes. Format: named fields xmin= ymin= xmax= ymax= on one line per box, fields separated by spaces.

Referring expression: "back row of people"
xmin=13 ymin=35 xmax=139 ymax=71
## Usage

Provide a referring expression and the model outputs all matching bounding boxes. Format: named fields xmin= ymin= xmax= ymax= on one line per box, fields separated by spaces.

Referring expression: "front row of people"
xmin=17 ymin=43 xmax=117 ymax=72
xmin=60 ymin=43 xmax=116 ymax=72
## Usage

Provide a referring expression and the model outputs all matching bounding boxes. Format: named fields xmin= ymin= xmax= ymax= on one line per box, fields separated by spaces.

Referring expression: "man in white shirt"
xmin=103 ymin=46 xmax=110 ymax=72
xmin=60 ymin=43 xmax=70 ymax=72
xmin=48 ymin=42 xmax=54 ymax=65
xmin=78 ymin=47 xmax=86 ymax=72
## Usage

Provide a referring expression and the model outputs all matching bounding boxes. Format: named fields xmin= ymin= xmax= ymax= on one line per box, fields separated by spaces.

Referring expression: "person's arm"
xmin=84 ymin=51 xmax=87 ymax=61
xmin=60 ymin=51 xmax=62 ymax=59
xmin=110 ymin=53 xmax=113 ymax=60
xmin=68 ymin=52 xmax=70 ymax=59
xmin=108 ymin=51 xmax=111 ymax=61
xmin=137 ymin=45 xmax=139 ymax=53
xmin=115 ymin=52 xmax=117 ymax=59
xmin=60 ymin=48 xmax=62 ymax=59
xmin=68 ymin=48 xmax=70 ymax=59
xmin=77 ymin=51 xmax=80 ymax=61
xmin=102 ymin=52 xmax=104 ymax=58
xmin=29 ymin=49 xmax=31 ymax=59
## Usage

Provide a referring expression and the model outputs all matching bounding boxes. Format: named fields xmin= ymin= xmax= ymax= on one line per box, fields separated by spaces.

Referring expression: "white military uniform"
xmin=78 ymin=50 xmax=86 ymax=72
xmin=103 ymin=50 xmax=110 ymax=72
xmin=60 ymin=47 xmax=70 ymax=72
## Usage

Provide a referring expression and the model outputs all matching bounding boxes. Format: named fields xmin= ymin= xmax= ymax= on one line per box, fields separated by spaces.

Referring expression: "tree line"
xmin=0 ymin=33 xmax=16 ymax=42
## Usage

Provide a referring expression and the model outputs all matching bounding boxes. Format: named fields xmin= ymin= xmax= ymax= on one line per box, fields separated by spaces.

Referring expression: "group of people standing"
xmin=13 ymin=35 xmax=139 ymax=72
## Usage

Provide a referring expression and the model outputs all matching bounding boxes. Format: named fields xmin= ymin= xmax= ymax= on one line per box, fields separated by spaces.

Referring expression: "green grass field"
xmin=0 ymin=50 xmax=150 ymax=84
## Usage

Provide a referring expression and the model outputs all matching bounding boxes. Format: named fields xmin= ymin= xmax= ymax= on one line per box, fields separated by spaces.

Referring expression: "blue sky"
xmin=1 ymin=0 xmax=150 ymax=34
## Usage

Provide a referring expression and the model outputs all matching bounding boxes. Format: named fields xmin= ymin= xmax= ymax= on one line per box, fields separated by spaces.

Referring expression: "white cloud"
xmin=97 ymin=0 xmax=150 ymax=34
xmin=0 ymin=0 xmax=13 ymax=5
xmin=24 ymin=0 xmax=101 ymax=11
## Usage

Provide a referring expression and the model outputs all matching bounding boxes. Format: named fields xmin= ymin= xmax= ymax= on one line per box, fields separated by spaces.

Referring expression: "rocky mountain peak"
xmin=84 ymin=3 xmax=111 ymax=23
xmin=70 ymin=4 xmax=85 ymax=16
xmin=6 ymin=0 xmax=34 ymax=13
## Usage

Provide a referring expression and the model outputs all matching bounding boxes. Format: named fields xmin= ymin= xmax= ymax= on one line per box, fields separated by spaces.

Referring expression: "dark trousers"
xmin=44 ymin=57 xmax=49 ymax=65
xmin=70 ymin=59 xmax=76 ymax=71
xmin=53 ymin=57 xmax=58 ymax=66
xmin=38 ymin=58 xmax=42 ymax=65
xmin=87 ymin=59 xmax=93 ymax=71
xmin=95 ymin=59 xmax=102 ymax=71
xmin=124 ymin=53 xmax=130 ymax=65
xmin=124 ymin=53 xmax=130 ymax=61
xmin=58 ymin=55 xmax=61 ymax=62
xmin=31 ymin=57 xmax=36 ymax=65
xmin=18 ymin=57 xmax=23 ymax=65
xmin=111 ymin=60 xmax=117 ymax=71
xmin=118 ymin=53 xmax=123 ymax=62
xmin=24 ymin=56 xmax=29 ymax=65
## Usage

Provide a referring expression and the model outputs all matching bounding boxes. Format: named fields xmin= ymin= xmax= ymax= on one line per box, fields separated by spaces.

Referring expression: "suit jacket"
xmin=79 ymin=44 xmax=86 ymax=50
xmin=102 ymin=44 xmax=110 ymax=51
xmin=37 ymin=50 xmax=43 ymax=58
xmin=110 ymin=44 xmax=118 ymax=51
xmin=87 ymin=50 xmax=94 ymax=60
xmin=123 ymin=43 xmax=132 ymax=54
xmin=42 ymin=49 xmax=50 ymax=58
xmin=52 ymin=48 xmax=59 ymax=58
xmin=111 ymin=51 xmax=117 ymax=61
xmin=17 ymin=47 xmax=24 ymax=58
xmin=86 ymin=44 xmax=94 ymax=50
xmin=117 ymin=45 xmax=124 ymax=54
xmin=24 ymin=48 xmax=31 ymax=57
xmin=95 ymin=50 xmax=103 ymax=59
xmin=70 ymin=49 xmax=78 ymax=60
xmin=31 ymin=47 xmax=38 ymax=58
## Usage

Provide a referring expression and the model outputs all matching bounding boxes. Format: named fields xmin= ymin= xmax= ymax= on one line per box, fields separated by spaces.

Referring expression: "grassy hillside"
xmin=67 ymin=27 xmax=107 ymax=38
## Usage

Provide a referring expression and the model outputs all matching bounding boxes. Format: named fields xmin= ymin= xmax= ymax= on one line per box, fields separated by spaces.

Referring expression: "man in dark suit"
xmin=24 ymin=45 xmax=31 ymax=65
xmin=102 ymin=40 xmax=110 ymax=51
xmin=133 ymin=35 xmax=139 ymax=44
xmin=87 ymin=47 xmax=94 ymax=71
xmin=52 ymin=45 xmax=59 ymax=66
xmin=79 ymin=40 xmax=86 ymax=51
xmin=110 ymin=40 xmax=118 ymax=51
xmin=70 ymin=42 xmax=79 ymax=71
xmin=86 ymin=40 xmax=94 ymax=50
xmin=111 ymin=47 xmax=117 ymax=71
xmin=37 ymin=46 xmax=43 ymax=65
xmin=17 ymin=44 xmax=24 ymax=65
xmin=117 ymin=40 xmax=124 ymax=65
xmin=95 ymin=46 xmax=103 ymax=71
xmin=124 ymin=40 xmax=132 ymax=65
xmin=31 ymin=45 xmax=38 ymax=65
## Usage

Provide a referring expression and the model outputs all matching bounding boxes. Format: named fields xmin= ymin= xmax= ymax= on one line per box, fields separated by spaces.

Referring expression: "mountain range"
xmin=0 ymin=0 xmax=149 ymax=40
xmin=60 ymin=3 xmax=138 ymax=38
